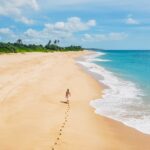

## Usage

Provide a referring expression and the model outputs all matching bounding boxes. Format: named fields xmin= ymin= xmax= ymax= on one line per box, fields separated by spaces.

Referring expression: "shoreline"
xmin=78 ymin=50 xmax=150 ymax=135
xmin=0 ymin=51 xmax=150 ymax=149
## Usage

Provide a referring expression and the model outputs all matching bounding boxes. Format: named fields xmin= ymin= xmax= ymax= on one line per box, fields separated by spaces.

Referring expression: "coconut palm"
xmin=16 ymin=39 xmax=23 ymax=44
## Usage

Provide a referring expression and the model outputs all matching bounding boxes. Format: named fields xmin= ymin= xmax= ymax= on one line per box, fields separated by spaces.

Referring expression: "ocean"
xmin=77 ymin=50 xmax=150 ymax=134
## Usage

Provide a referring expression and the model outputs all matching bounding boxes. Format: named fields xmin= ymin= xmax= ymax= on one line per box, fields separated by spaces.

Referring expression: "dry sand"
xmin=0 ymin=51 xmax=150 ymax=150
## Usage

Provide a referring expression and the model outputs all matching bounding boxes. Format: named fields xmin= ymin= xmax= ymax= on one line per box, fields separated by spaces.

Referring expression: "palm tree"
xmin=57 ymin=40 xmax=60 ymax=44
xmin=54 ymin=40 xmax=57 ymax=45
xmin=48 ymin=40 xmax=51 ymax=46
xmin=16 ymin=39 xmax=23 ymax=44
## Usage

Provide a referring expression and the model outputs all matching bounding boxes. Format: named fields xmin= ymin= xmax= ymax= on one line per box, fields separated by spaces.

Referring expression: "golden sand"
xmin=0 ymin=51 xmax=149 ymax=150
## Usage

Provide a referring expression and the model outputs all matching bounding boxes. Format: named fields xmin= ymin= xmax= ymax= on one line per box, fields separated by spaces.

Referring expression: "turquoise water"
xmin=78 ymin=50 xmax=150 ymax=134
xmin=95 ymin=50 xmax=150 ymax=102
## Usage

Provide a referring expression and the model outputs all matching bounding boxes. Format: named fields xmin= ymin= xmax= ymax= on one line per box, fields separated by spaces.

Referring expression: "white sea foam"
xmin=83 ymin=52 xmax=111 ymax=62
xmin=77 ymin=52 xmax=150 ymax=134
xmin=84 ymin=52 xmax=106 ymax=59
xmin=88 ymin=58 xmax=111 ymax=62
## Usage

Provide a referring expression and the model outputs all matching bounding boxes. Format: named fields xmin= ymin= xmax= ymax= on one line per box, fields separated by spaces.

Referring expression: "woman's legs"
xmin=66 ymin=96 xmax=69 ymax=103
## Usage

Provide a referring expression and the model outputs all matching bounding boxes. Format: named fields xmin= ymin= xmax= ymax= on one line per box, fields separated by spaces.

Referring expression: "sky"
xmin=0 ymin=0 xmax=150 ymax=49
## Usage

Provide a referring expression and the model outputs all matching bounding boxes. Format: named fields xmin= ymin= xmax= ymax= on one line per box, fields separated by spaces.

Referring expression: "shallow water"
xmin=77 ymin=50 xmax=150 ymax=134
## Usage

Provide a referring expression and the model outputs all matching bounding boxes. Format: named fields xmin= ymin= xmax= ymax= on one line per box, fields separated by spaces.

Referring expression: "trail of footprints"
xmin=51 ymin=102 xmax=70 ymax=150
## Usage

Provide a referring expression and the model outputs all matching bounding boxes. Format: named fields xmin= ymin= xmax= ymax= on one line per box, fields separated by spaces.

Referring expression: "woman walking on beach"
xmin=65 ymin=89 xmax=71 ymax=103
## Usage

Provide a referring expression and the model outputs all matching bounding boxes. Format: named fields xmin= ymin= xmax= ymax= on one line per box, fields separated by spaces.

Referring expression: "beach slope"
xmin=0 ymin=51 xmax=150 ymax=150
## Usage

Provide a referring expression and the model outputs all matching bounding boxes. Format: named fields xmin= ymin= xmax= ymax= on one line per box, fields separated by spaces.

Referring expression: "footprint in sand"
xmin=57 ymin=137 xmax=60 ymax=140
xmin=52 ymin=101 xmax=70 ymax=149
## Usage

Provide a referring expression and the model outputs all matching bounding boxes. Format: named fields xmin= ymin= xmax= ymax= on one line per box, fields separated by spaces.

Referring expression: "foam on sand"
xmin=77 ymin=52 xmax=150 ymax=134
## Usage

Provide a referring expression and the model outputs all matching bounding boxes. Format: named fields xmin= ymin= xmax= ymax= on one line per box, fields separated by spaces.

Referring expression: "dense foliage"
xmin=0 ymin=40 xmax=83 ymax=53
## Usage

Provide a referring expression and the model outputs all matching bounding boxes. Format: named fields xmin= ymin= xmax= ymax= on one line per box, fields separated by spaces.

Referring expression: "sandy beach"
xmin=0 ymin=51 xmax=150 ymax=150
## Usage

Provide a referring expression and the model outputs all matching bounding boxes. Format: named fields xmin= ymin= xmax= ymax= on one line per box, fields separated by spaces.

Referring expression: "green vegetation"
xmin=0 ymin=39 xmax=83 ymax=53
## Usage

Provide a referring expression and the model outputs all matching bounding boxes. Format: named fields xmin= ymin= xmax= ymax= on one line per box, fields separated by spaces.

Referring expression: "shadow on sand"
xmin=60 ymin=101 xmax=68 ymax=104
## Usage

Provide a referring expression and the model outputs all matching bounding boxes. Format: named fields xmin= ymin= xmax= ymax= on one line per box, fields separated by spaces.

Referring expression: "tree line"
xmin=0 ymin=39 xmax=83 ymax=53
